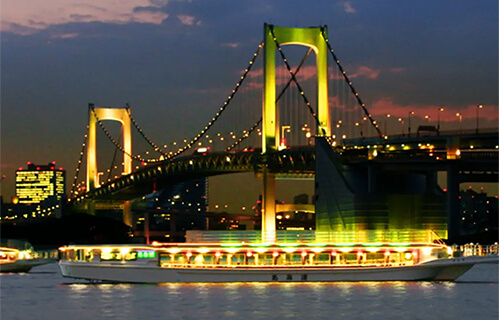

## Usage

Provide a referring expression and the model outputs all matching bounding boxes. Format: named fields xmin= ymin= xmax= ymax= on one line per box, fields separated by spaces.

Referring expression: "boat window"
xmin=85 ymin=250 xmax=94 ymax=262
xmin=160 ymin=253 xmax=173 ymax=264
xmin=258 ymin=253 xmax=274 ymax=265
xmin=285 ymin=253 xmax=304 ymax=265
xmin=201 ymin=254 xmax=217 ymax=265
xmin=101 ymin=250 xmax=121 ymax=261
xmin=173 ymin=253 xmax=188 ymax=264
xmin=67 ymin=250 xmax=76 ymax=261
xmin=313 ymin=253 xmax=331 ymax=265
xmin=402 ymin=251 xmax=415 ymax=265
xmin=387 ymin=253 xmax=401 ymax=264
xmin=342 ymin=253 xmax=357 ymax=264
xmin=217 ymin=254 xmax=229 ymax=265
xmin=76 ymin=249 xmax=86 ymax=261
xmin=246 ymin=255 xmax=256 ymax=265
xmin=231 ymin=254 xmax=245 ymax=265
xmin=275 ymin=254 xmax=286 ymax=265
xmin=365 ymin=253 xmax=385 ymax=264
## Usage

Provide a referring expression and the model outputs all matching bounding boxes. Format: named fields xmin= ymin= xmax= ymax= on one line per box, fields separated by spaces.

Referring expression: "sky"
xmin=1 ymin=0 xmax=498 ymax=209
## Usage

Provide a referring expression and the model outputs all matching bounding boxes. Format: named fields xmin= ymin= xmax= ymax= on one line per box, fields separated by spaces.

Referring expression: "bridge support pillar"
xmin=123 ymin=200 xmax=132 ymax=227
xmin=144 ymin=209 xmax=150 ymax=244
xmin=262 ymin=168 xmax=276 ymax=243
xmin=446 ymin=166 xmax=460 ymax=242
xmin=260 ymin=24 xmax=331 ymax=243
xmin=87 ymin=200 xmax=95 ymax=216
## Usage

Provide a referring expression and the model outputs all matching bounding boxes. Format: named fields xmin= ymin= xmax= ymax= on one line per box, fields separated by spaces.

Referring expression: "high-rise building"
xmin=15 ymin=162 xmax=66 ymax=206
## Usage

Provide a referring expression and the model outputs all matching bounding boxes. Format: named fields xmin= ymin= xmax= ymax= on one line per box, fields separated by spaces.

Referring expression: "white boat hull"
xmin=59 ymin=255 xmax=497 ymax=283
xmin=0 ymin=258 xmax=56 ymax=273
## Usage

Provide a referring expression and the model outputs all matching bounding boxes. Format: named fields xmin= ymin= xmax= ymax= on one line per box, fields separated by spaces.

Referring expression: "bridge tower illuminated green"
xmin=262 ymin=24 xmax=330 ymax=242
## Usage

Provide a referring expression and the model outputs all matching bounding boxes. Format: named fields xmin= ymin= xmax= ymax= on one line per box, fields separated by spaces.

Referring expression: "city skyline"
xmin=1 ymin=1 xmax=498 ymax=206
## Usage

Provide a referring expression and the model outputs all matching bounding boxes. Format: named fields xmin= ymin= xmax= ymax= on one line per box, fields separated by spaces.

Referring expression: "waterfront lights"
xmin=476 ymin=104 xmax=483 ymax=133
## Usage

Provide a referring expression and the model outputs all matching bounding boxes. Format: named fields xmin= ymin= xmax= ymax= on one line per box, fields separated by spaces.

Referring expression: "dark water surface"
xmin=1 ymin=263 xmax=497 ymax=320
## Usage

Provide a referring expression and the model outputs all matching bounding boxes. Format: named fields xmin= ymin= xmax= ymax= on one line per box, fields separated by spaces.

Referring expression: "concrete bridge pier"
xmin=123 ymin=200 xmax=132 ymax=227
xmin=262 ymin=167 xmax=276 ymax=243
xmin=446 ymin=165 xmax=460 ymax=242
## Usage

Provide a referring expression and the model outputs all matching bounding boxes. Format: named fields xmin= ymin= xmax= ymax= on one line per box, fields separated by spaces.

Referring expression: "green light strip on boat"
xmin=249 ymin=244 xmax=270 ymax=247
xmin=362 ymin=243 xmax=383 ymax=247
xmin=220 ymin=244 xmax=243 ymax=247
xmin=334 ymin=244 xmax=356 ymax=247
xmin=277 ymin=243 xmax=301 ymax=247
xmin=306 ymin=243 xmax=328 ymax=247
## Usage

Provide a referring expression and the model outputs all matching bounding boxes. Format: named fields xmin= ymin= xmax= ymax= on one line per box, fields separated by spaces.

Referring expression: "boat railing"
xmin=186 ymin=229 xmax=441 ymax=244
xmin=452 ymin=243 xmax=499 ymax=257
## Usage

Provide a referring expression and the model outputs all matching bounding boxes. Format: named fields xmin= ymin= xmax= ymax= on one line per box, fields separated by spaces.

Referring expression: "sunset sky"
xmin=1 ymin=0 xmax=497 ymax=206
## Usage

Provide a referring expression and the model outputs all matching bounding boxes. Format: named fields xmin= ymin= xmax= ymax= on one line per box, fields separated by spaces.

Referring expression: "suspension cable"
xmin=320 ymin=27 xmax=383 ymax=137
xmin=70 ymin=126 xmax=89 ymax=199
xmin=166 ymin=42 xmax=264 ymax=159
xmin=91 ymin=42 xmax=265 ymax=163
xmin=226 ymin=47 xmax=313 ymax=151
xmin=91 ymin=107 xmax=150 ymax=162
xmin=106 ymin=126 xmax=123 ymax=181
xmin=125 ymin=105 xmax=167 ymax=156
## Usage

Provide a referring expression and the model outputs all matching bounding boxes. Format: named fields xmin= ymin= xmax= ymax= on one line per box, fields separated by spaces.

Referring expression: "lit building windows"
xmin=15 ymin=162 xmax=66 ymax=205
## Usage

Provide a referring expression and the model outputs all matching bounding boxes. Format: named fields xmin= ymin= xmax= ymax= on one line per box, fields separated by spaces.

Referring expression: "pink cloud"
xmin=222 ymin=43 xmax=240 ymax=48
xmin=349 ymin=65 xmax=380 ymax=79
xmin=390 ymin=67 xmax=405 ymax=73
xmin=367 ymin=97 xmax=498 ymax=124
xmin=330 ymin=65 xmax=381 ymax=80
xmin=50 ymin=33 xmax=79 ymax=39
xmin=1 ymin=0 xmax=169 ymax=35
xmin=177 ymin=14 xmax=201 ymax=26
xmin=342 ymin=2 xmax=357 ymax=14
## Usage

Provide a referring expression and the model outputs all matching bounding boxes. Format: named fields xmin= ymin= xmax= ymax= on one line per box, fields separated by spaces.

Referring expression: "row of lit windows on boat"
xmin=62 ymin=248 xmax=421 ymax=266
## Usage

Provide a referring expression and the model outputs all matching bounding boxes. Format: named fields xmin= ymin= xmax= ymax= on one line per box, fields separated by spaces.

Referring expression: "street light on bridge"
xmin=384 ymin=114 xmax=391 ymax=137
xmin=301 ymin=124 xmax=312 ymax=145
xmin=408 ymin=111 xmax=415 ymax=137
xmin=279 ymin=125 xmax=291 ymax=150
xmin=476 ymin=104 xmax=483 ymax=134
xmin=398 ymin=117 xmax=405 ymax=136
xmin=437 ymin=107 xmax=444 ymax=132
xmin=456 ymin=113 xmax=463 ymax=134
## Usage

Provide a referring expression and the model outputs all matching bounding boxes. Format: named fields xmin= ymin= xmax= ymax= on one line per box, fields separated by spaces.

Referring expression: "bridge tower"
xmin=262 ymin=24 xmax=330 ymax=242
xmin=86 ymin=104 xmax=133 ymax=224
xmin=87 ymin=104 xmax=132 ymax=190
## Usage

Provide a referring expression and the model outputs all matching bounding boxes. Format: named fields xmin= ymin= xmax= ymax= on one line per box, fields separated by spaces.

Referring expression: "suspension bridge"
xmin=64 ymin=24 xmax=497 ymax=243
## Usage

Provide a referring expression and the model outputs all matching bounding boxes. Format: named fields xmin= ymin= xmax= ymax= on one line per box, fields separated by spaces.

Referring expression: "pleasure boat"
xmin=0 ymin=242 xmax=57 ymax=273
xmin=58 ymin=238 xmax=497 ymax=283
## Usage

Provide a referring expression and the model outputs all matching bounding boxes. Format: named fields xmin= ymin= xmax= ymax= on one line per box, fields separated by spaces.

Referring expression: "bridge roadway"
xmin=72 ymin=131 xmax=498 ymax=204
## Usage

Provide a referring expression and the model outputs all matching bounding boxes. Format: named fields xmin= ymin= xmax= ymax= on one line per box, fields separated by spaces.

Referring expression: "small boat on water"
xmin=0 ymin=240 xmax=57 ymax=273
xmin=58 ymin=240 xmax=498 ymax=283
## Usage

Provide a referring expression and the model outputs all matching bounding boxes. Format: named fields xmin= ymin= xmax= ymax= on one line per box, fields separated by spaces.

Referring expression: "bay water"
xmin=1 ymin=263 xmax=497 ymax=320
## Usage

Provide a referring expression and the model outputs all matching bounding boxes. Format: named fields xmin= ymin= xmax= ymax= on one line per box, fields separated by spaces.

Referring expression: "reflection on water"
xmin=1 ymin=263 xmax=498 ymax=320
